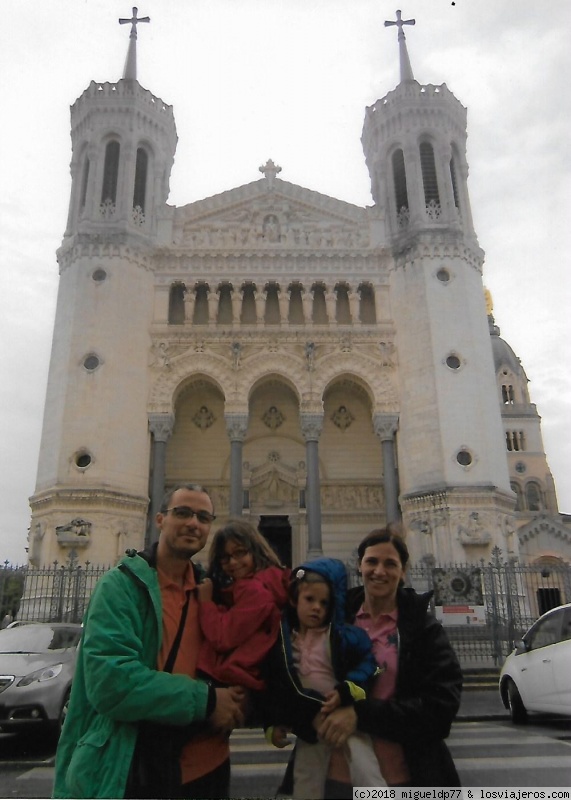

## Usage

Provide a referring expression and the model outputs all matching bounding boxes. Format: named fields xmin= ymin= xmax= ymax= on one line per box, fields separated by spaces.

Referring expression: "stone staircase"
xmin=461 ymin=666 xmax=500 ymax=690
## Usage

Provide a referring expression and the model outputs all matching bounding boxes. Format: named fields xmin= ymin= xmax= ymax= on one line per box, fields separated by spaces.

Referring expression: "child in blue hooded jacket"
xmin=264 ymin=557 xmax=386 ymax=799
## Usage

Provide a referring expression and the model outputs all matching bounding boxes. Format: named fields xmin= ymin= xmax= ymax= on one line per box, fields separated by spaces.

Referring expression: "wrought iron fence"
xmin=1 ymin=555 xmax=112 ymax=625
xmin=404 ymin=548 xmax=571 ymax=666
xmin=2 ymin=548 xmax=570 ymax=666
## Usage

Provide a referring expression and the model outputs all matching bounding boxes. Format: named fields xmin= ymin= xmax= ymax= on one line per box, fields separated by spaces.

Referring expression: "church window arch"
xmin=217 ymin=283 xmax=233 ymax=325
xmin=101 ymin=140 xmax=120 ymax=206
xmin=506 ymin=430 xmax=526 ymax=452
xmin=240 ymin=283 xmax=257 ymax=325
xmin=419 ymin=141 xmax=441 ymax=214
xmin=312 ymin=284 xmax=327 ymax=325
xmin=193 ymin=283 xmax=209 ymax=324
xmin=264 ymin=282 xmax=281 ymax=325
xmin=168 ymin=283 xmax=185 ymax=325
xmin=525 ymin=481 xmax=544 ymax=512
xmin=391 ymin=149 xmax=409 ymax=227
xmin=359 ymin=283 xmax=376 ymax=324
xmin=133 ymin=146 xmax=149 ymax=214
xmin=288 ymin=283 xmax=304 ymax=325
xmin=510 ymin=481 xmax=524 ymax=511
xmin=79 ymin=153 xmax=90 ymax=213
xmin=502 ymin=383 xmax=515 ymax=404
xmin=449 ymin=150 xmax=461 ymax=214
xmin=335 ymin=283 xmax=351 ymax=324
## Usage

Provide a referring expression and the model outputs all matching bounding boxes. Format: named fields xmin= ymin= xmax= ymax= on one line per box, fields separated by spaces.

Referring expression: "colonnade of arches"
xmin=168 ymin=280 xmax=379 ymax=326
xmin=146 ymin=373 xmax=400 ymax=554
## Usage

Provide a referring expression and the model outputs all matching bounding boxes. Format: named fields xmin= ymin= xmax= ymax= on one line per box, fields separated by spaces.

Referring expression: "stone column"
xmin=225 ymin=413 xmax=249 ymax=516
xmin=300 ymin=413 xmax=324 ymax=557
xmin=148 ymin=412 xmax=175 ymax=544
xmin=373 ymin=413 xmax=400 ymax=524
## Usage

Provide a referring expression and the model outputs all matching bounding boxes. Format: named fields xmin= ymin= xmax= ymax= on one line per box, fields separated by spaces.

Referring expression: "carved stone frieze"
xmin=56 ymin=518 xmax=92 ymax=548
xmin=321 ymin=484 xmax=383 ymax=511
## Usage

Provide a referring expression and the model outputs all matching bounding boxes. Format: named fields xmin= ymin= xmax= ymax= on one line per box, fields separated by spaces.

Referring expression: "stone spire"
xmin=119 ymin=6 xmax=150 ymax=80
xmin=384 ymin=9 xmax=416 ymax=83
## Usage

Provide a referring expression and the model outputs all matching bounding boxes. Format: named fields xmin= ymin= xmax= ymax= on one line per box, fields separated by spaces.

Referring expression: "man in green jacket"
xmin=53 ymin=483 xmax=245 ymax=799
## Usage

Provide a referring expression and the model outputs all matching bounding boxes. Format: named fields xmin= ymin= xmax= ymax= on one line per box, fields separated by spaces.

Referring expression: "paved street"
xmin=1 ymin=693 xmax=570 ymax=798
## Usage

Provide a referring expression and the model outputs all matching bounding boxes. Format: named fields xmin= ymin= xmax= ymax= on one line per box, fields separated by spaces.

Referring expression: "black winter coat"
xmin=346 ymin=585 xmax=463 ymax=787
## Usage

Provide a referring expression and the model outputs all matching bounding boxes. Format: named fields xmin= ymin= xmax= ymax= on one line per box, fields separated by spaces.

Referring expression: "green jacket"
xmin=53 ymin=550 xmax=211 ymax=799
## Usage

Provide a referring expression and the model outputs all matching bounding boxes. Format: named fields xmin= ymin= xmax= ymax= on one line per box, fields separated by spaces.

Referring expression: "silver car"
xmin=499 ymin=603 xmax=571 ymax=723
xmin=0 ymin=622 xmax=82 ymax=734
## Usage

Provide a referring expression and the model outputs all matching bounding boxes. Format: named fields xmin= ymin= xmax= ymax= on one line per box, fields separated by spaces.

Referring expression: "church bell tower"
xmin=362 ymin=11 xmax=517 ymax=562
xmin=29 ymin=10 xmax=177 ymax=565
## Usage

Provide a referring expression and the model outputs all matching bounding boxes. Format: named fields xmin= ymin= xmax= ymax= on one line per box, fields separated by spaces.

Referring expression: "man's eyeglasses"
xmin=165 ymin=506 xmax=216 ymax=524
xmin=220 ymin=548 xmax=250 ymax=565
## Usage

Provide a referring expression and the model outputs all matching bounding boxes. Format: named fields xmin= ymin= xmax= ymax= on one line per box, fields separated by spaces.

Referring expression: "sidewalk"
xmin=457 ymin=688 xmax=507 ymax=721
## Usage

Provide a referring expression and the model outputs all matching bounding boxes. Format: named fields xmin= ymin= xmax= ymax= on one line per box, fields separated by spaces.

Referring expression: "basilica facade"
xmin=28 ymin=13 xmax=569 ymax=572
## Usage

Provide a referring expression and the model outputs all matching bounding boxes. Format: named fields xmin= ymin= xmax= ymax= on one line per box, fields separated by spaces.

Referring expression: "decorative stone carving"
xmin=373 ymin=413 xmax=399 ymax=441
xmin=29 ymin=521 xmax=45 ymax=566
xmin=193 ymin=405 xmax=216 ymax=430
xmin=56 ymin=518 xmax=92 ymax=548
xmin=432 ymin=566 xmax=484 ymax=606
xmin=225 ymin=413 xmax=248 ymax=441
xmin=148 ymin=413 xmax=175 ymax=442
xmin=331 ymin=405 xmax=355 ymax=431
xmin=456 ymin=511 xmax=492 ymax=546
xmin=321 ymin=484 xmax=383 ymax=511
xmin=300 ymin=413 xmax=323 ymax=442
xmin=262 ymin=406 xmax=285 ymax=430
xmin=378 ymin=340 xmax=396 ymax=367
xmin=150 ymin=340 xmax=171 ymax=368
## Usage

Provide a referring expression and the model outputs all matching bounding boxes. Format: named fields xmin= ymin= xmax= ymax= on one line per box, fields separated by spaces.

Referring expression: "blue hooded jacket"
xmin=264 ymin=557 xmax=379 ymax=743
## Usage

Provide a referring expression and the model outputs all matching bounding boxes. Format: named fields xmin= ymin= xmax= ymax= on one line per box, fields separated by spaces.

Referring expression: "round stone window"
xmin=83 ymin=354 xmax=100 ymax=371
xmin=456 ymin=449 xmax=473 ymax=467
xmin=74 ymin=452 xmax=92 ymax=469
xmin=92 ymin=268 xmax=107 ymax=282
xmin=446 ymin=354 xmax=462 ymax=370
xmin=436 ymin=268 xmax=451 ymax=283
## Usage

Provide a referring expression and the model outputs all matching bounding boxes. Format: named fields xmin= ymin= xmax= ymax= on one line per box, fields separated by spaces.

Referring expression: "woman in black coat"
xmin=317 ymin=527 xmax=463 ymax=788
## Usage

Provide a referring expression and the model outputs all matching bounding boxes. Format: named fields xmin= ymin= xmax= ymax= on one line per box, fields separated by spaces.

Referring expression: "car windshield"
xmin=0 ymin=625 xmax=81 ymax=653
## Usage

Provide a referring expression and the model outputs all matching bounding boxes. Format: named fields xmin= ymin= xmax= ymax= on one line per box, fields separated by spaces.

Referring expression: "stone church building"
xmin=28 ymin=10 xmax=569 ymax=574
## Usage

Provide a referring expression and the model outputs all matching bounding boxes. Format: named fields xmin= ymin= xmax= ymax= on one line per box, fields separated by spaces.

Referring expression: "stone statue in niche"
xmin=262 ymin=214 xmax=281 ymax=243
xmin=56 ymin=518 xmax=92 ymax=547
xmin=458 ymin=511 xmax=492 ymax=546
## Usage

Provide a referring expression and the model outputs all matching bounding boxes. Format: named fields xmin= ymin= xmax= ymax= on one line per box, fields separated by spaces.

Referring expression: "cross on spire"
xmin=384 ymin=9 xmax=416 ymax=83
xmin=259 ymin=159 xmax=282 ymax=189
xmin=119 ymin=7 xmax=150 ymax=80
xmin=119 ymin=7 xmax=150 ymax=38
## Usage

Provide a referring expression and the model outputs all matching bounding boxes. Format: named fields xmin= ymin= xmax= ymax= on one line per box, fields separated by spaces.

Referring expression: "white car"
xmin=499 ymin=603 xmax=571 ymax=723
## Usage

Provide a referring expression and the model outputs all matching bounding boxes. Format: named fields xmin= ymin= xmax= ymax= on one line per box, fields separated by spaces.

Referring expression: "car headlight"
xmin=17 ymin=663 xmax=64 ymax=687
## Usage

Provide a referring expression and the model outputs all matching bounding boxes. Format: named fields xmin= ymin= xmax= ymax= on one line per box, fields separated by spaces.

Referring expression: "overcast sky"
xmin=1 ymin=0 xmax=569 ymax=564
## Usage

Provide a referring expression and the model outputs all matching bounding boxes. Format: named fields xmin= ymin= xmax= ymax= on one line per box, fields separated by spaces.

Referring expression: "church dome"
xmin=489 ymin=318 xmax=527 ymax=379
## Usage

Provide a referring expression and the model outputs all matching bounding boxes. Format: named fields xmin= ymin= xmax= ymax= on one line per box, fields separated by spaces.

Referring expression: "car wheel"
xmin=506 ymin=678 xmax=527 ymax=724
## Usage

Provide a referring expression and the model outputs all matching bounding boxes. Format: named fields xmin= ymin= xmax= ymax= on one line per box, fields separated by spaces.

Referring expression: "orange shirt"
xmin=157 ymin=566 xmax=229 ymax=783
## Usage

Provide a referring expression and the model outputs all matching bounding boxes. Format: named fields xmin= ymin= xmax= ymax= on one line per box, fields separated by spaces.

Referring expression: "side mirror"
xmin=514 ymin=639 xmax=528 ymax=655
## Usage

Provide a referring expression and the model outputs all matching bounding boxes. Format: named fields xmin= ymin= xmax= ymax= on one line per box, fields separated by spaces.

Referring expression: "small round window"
xmin=446 ymin=354 xmax=462 ymax=370
xmin=92 ymin=268 xmax=107 ymax=282
xmin=456 ymin=449 xmax=473 ymax=467
xmin=436 ymin=268 xmax=451 ymax=283
xmin=74 ymin=452 xmax=92 ymax=469
xmin=83 ymin=354 xmax=100 ymax=371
